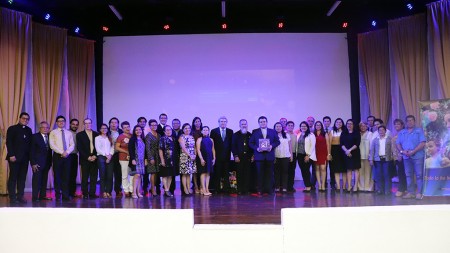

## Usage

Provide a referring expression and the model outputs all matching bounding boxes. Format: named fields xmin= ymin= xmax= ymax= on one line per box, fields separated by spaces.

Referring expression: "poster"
xmin=420 ymin=98 xmax=450 ymax=196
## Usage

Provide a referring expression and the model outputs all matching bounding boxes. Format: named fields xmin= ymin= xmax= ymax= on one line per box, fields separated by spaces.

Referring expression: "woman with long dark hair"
xmin=328 ymin=118 xmax=346 ymax=192
xmin=296 ymin=121 xmax=316 ymax=192
xmin=196 ymin=126 xmax=215 ymax=196
xmin=128 ymin=125 xmax=148 ymax=198
xmin=95 ymin=124 xmax=114 ymax=198
xmin=274 ymin=122 xmax=292 ymax=193
xmin=314 ymin=121 xmax=329 ymax=192
xmin=191 ymin=117 xmax=202 ymax=194
xmin=340 ymin=119 xmax=361 ymax=192
xmin=179 ymin=123 xmax=197 ymax=195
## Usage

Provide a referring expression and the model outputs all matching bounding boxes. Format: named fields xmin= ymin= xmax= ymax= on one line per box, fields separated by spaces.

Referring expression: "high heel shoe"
xmin=137 ymin=193 xmax=143 ymax=198
xmin=164 ymin=191 xmax=173 ymax=197
xmin=132 ymin=194 xmax=138 ymax=199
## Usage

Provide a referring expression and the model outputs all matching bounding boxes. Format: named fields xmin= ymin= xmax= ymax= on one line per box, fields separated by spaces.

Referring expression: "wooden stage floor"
xmin=1 ymin=181 xmax=450 ymax=224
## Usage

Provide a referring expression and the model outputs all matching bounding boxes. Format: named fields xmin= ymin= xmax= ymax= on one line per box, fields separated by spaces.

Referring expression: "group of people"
xmin=5 ymin=112 xmax=427 ymax=203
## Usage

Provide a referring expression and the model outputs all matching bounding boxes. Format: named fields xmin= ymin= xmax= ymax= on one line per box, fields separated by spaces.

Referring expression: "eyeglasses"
xmin=21 ymin=117 xmax=30 ymax=121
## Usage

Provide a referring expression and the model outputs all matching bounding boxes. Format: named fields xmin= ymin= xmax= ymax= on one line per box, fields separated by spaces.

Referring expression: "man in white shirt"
xmin=49 ymin=115 xmax=75 ymax=201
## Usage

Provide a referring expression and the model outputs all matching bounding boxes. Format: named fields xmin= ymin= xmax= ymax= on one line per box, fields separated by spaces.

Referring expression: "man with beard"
xmin=232 ymin=119 xmax=254 ymax=195
xmin=68 ymin=119 xmax=80 ymax=197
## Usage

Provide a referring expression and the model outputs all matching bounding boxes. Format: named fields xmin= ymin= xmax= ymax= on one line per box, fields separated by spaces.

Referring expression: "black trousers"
xmin=81 ymin=160 xmax=98 ymax=196
xmin=53 ymin=154 xmax=71 ymax=199
xmin=310 ymin=161 xmax=317 ymax=187
xmin=255 ymin=159 xmax=275 ymax=193
xmin=111 ymin=153 xmax=122 ymax=193
xmin=211 ymin=160 xmax=230 ymax=192
xmin=169 ymin=159 xmax=179 ymax=194
xmin=32 ymin=164 xmax=50 ymax=199
xmin=68 ymin=153 xmax=78 ymax=196
xmin=7 ymin=160 xmax=29 ymax=200
xmin=274 ymin=157 xmax=289 ymax=190
xmin=287 ymin=154 xmax=297 ymax=191
xmin=297 ymin=154 xmax=313 ymax=187
xmin=236 ymin=155 xmax=252 ymax=194
xmin=98 ymin=156 xmax=113 ymax=194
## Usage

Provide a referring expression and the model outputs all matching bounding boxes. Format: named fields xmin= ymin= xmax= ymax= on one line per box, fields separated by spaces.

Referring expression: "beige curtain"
xmin=358 ymin=29 xmax=391 ymax=123
xmin=32 ymin=22 xmax=67 ymax=130
xmin=428 ymin=0 xmax=450 ymax=98
xmin=0 ymin=8 xmax=32 ymax=194
xmin=68 ymin=36 xmax=95 ymax=123
xmin=389 ymin=14 xmax=430 ymax=121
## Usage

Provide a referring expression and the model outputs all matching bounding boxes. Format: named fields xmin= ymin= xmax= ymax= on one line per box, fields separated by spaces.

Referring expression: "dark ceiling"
xmin=1 ymin=0 xmax=436 ymax=38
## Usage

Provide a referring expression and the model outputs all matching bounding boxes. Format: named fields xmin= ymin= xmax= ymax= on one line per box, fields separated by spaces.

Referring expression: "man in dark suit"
xmin=30 ymin=121 xmax=53 ymax=202
xmin=76 ymin=118 xmax=99 ymax=199
xmin=170 ymin=118 xmax=182 ymax=195
xmin=6 ymin=112 xmax=32 ymax=203
xmin=210 ymin=116 xmax=234 ymax=193
xmin=232 ymin=119 xmax=254 ymax=195
xmin=249 ymin=116 xmax=280 ymax=195
xmin=156 ymin=113 xmax=168 ymax=136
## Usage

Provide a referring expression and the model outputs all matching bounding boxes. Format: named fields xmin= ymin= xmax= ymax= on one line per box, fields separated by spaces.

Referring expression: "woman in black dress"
xmin=196 ymin=126 xmax=216 ymax=196
xmin=159 ymin=125 xmax=177 ymax=197
xmin=328 ymin=118 xmax=346 ymax=191
xmin=340 ymin=119 xmax=361 ymax=192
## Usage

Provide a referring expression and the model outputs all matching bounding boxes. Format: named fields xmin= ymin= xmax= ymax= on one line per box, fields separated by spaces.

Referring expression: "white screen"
xmin=103 ymin=33 xmax=351 ymax=130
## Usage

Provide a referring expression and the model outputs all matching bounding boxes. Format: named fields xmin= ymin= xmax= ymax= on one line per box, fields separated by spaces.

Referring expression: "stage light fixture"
xmin=75 ymin=27 xmax=80 ymax=33
xmin=342 ymin=22 xmax=348 ymax=28
xmin=109 ymin=5 xmax=123 ymax=21
xmin=221 ymin=23 xmax=227 ymax=29
xmin=45 ymin=14 xmax=50 ymax=20
xmin=278 ymin=22 xmax=284 ymax=29
xmin=221 ymin=1 xmax=226 ymax=18
xmin=407 ymin=3 xmax=413 ymax=10
xmin=163 ymin=24 xmax=170 ymax=30
xmin=371 ymin=20 xmax=376 ymax=27
xmin=8 ymin=0 xmax=13 ymax=4
xmin=327 ymin=1 xmax=341 ymax=17
xmin=102 ymin=26 xmax=109 ymax=32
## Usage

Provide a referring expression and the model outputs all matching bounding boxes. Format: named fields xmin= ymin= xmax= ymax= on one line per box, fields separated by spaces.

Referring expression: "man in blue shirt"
xmin=396 ymin=115 xmax=426 ymax=200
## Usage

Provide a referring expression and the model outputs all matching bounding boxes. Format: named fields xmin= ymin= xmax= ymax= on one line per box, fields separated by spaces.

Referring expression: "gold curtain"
xmin=68 ymin=36 xmax=95 ymax=123
xmin=358 ymin=29 xmax=391 ymax=123
xmin=0 ymin=8 xmax=32 ymax=194
xmin=428 ymin=0 xmax=450 ymax=98
xmin=388 ymin=14 xmax=430 ymax=120
xmin=32 ymin=22 xmax=67 ymax=130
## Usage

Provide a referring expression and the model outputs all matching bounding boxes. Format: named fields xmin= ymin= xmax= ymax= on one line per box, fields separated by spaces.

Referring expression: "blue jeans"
xmin=97 ymin=156 xmax=113 ymax=194
xmin=403 ymin=158 xmax=424 ymax=194
xmin=374 ymin=160 xmax=391 ymax=194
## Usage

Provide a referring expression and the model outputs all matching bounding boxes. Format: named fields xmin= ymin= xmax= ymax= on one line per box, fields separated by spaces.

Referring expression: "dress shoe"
xmin=17 ymin=198 xmax=27 ymax=203
xmin=116 ymin=192 xmax=123 ymax=198
xmin=402 ymin=193 xmax=415 ymax=199
xmin=39 ymin=197 xmax=52 ymax=201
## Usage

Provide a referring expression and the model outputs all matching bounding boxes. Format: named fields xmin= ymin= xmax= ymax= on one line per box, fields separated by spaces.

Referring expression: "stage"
xmin=1 ymin=181 xmax=450 ymax=224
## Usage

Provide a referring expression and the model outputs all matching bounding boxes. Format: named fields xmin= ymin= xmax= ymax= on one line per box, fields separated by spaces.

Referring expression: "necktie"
xmin=221 ymin=129 xmax=225 ymax=141
xmin=61 ymin=129 xmax=67 ymax=151
xmin=44 ymin=135 xmax=49 ymax=149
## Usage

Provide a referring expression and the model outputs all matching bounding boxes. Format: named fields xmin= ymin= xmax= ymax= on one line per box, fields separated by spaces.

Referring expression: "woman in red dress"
xmin=314 ymin=121 xmax=330 ymax=192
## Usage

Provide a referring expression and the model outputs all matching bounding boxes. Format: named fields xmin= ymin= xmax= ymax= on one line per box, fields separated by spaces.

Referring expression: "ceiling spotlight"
xmin=221 ymin=23 xmax=227 ymax=29
xmin=102 ymin=26 xmax=109 ymax=32
xmin=407 ymin=3 xmax=413 ymax=10
xmin=342 ymin=22 xmax=348 ymax=28
xmin=8 ymin=0 xmax=13 ymax=4
xmin=75 ymin=27 xmax=80 ymax=33
xmin=278 ymin=22 xmax=284 ymax=29
xmin=163 ymin=24 xmax=170 ymax=30
xmin=371 ymin=20 xmax=377 ymax=27
xmin=44 ymin=14 xmax=50 ymax=20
